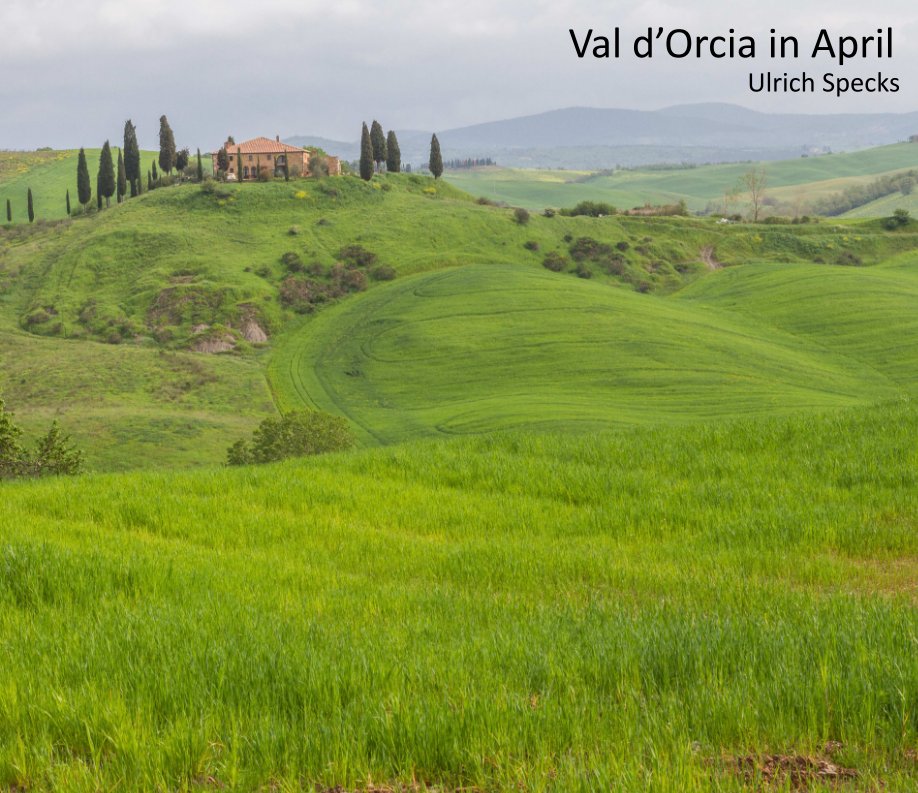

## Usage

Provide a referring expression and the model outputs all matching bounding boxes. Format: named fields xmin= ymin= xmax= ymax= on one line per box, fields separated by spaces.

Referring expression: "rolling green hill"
xmin=3 ymin=175 xmax=918 ymax=470
xmin=0 ymin=149 xmax=164 ymax=222
xmin=445 ymin=142 xmax=918 ymax=214
xmin=270 ymin=264 xmax=904 ymax=444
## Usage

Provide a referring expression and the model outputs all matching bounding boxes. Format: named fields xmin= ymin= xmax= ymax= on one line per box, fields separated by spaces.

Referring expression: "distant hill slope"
xmin=445 ymin=142 xmax=918 ymax=213
xmin=289 ymin=103 xmax=918 ymax=169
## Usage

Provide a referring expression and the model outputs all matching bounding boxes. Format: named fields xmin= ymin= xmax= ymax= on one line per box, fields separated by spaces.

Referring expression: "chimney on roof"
xmin=276 ymin=135 xmax=280 ymax=142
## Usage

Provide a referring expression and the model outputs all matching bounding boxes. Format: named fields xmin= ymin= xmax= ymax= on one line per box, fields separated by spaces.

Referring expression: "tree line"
xmin=6 ymin=115 xmax=204 ymax=224
xmin=357 ymin=121 xmax=443 ymax=180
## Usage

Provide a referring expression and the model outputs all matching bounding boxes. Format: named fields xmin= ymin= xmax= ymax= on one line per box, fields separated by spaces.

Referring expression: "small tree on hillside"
xmin=741 ymin=167 xmax=767 ymax=222
xmin=370 ymin=120 xmax=387 ymax=172
xmin=151 ymin=161 xmax=158 ymax=183
xmin=175 ymin=147 xmax=190 ymax=177
xmin=66 ymin=189 xmax=71 ymax=215
xmin=359 ymin=122 xmax=373 ymax=181
xmin=386 ymin=130 xmax=401 ymax=173
xmin=77 ymin=147 xmax=92 ymax=208
xmin=116 ymin=148 xmax=126 ymax=203
xmin=6 ymin=198 xmax=12 ymax=223
xmin=27 ymin=188 xmax=34 ymax=223
xmin=216 ymin=146 xmax=229 ymax=175
xmin=227 ymin=410 xmax=354 ymax=466
xmin=124 ymin=120 xmax=140 ymax=197
xmin=98 ymin=140 xmax=115 ymax=207
xmin=196 ymin=148 xmax=204 ymax=181
xmin=428 ymin=134 xmax=443 ymax=179
xmin=158 ymin=115 xmax=176 ymax=175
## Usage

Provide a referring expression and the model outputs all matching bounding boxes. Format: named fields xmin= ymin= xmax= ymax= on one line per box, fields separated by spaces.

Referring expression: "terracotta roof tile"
xmin=219 ymin=137 xmax=307 ymax=154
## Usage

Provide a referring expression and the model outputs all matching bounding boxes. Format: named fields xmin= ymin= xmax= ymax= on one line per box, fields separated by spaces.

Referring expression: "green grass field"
xmin=1 ymin=169 xmax=917 ymax=790
xmin=445 ymin=142 xmax=918 ymax=214
xmin=1 ymin=403 xmax=916 ymax=791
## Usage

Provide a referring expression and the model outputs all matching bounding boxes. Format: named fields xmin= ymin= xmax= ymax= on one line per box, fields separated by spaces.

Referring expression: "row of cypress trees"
xmin=358 ymin=121 xmax=442 ymax=181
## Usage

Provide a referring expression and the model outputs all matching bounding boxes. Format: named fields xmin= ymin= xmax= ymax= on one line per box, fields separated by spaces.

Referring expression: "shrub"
xmin=257 ymin=167 xmax=273 ymax=182
xmin=371 ymin=265 xmax=397 ymax=281
xmin=477 ymin=196 xmax=496 ymax=206
xmin=513 ymin=207 xmax=531 ymax=225
xmin=281 ymin=251 xmax=305 ymax=272
xmin=837 ymin=251 xmax=863 ymax=266
xmin=279 ymin=277 xmax=314 ymax=312
xmin=574 ymin=262 xmax=593 ymax=279
xmin=560 ymin=200 xmax=617 ymax=217
xmin=883 ymin=208 xmax=910 ymax=230
xmin=227 ymin=410 xmax=354 ymax=465
xmin=616 ymin=241 xmax=630 ymax=252
xmin=523 ymin=240 xmax=540 ymax=252
xmin=337 ymin=244 xmax=378 ymax=268
xmin=1 ymin=399 xmax=83 ymax=480
xmin=542 ymin=251 xmax=568 ymax=272
xmin=569 ymin=237 xmax=613 ymax=261
xmin=542 ymin=208 xmax=556 ymax=218
xmin=288 ymin=225 xmax=300 ymax=236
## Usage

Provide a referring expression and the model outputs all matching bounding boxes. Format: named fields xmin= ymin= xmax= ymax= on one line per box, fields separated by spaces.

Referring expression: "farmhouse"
xmin=213 ymin=136 xmax=341 ymax=180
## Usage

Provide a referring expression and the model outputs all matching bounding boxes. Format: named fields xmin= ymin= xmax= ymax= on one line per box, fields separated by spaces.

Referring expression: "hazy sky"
xmin=2 ymin=0 xmax=917 ymax=149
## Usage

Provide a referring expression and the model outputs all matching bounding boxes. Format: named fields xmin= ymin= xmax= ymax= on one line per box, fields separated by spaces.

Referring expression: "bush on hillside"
xmin=371 ymin=265 xmax=397 ymax=281
xmin=560 ymin=200 xmax=618 ymax=217
xmin=226 ymin=410 xmax=354 ymax=466
xmin=281 ymin=251 xmax=305 ymax=272
xmin=883 ymin=208 xmax=910 ymax=230
xmin=513 ymin=207 xmax=530 ymax=225
xmin=1 ymin=398 xmax=83 ymax=480
xmin=542 ymin=251 xmax=568 ymax=272
xmin=337 ymin=244 xmax=378 ymax=268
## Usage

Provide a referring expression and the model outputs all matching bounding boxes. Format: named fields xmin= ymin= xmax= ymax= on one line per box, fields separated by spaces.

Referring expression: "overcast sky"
xmin=2 ymin=0 xmax=917 ymax=149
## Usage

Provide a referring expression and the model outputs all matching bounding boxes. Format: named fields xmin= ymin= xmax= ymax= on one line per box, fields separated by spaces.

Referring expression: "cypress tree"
xmin=386 ymin=130 xmax=401 ymax=173
xmin=283 ymin=156 xmax=290 ymax=182
xmin=196 ymin=148 xmax=204 ymax=181
xmin=66 ymin=190 xmax=71 ymax=216
xmin=96 ymin=175 xmax=102 ymax=210
xmin=117 ymin=149 xmax=126 ymax=203
xmin=27 ymin=188 xmax=34 ymax=223
xmin=77 ymin=147 xmax=92 ymax=207
xmin=428 ymin=134 xmax=443 ymax=179
xmin=6 ymin=199 xmax=11 ymax=223
xmin=236 ymin=148 xmax=242 ymax=181
xmin=148 ymin=171 xmax=153 ymax=191
xmin=98 ymin=140 xmax=115 ymax=208
xmin=359 ymin=123 xmax=373 ymax=181
xmin=216 ymin=147 xmax=229 ymax=175
xmin=370 ymin=120 xmax=387 ymax=172
xmin=152 ymin=161 xmax=158 ymax=182
xmin=158 ymin=115 xmax=176 ymax=175
xmin=123 ymin=120 xmax=140 ymax=197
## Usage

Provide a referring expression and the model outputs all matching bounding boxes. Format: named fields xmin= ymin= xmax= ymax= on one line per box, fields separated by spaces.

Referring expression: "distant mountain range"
xmin=287 ymin=103 xmax=918 ymax=169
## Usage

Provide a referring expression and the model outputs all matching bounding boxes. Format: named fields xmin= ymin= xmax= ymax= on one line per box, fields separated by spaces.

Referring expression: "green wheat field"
xmin=0 ymin=148 xmax=916 ymax=791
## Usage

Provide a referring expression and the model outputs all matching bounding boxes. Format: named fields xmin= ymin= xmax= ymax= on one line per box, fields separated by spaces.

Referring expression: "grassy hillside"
xmin=3 ymin=175 xmax=918 ymax=469
xmin=2 ymin=403 xmax=916 ymax=791
xmin=0 ymin=149 xmax=163 ymax=222
xmin=270 ymin=264 xmax=904 ymax=444
xmin=445 ymin=142 xmax=918 ymax=214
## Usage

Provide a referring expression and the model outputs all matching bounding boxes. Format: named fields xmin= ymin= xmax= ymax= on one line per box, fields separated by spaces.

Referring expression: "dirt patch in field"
xmin=241 ymin=319 xmax=268 ymax=343
xmin=192 ymin=334 xmax=235 ymax=354
xmin=725 ymin=752 xmax=858 ymax=789
xmin=700 ymin=245 xmax=722 ymax=270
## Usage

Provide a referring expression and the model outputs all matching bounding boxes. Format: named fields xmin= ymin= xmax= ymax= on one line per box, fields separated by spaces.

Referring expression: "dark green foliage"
xmin=5 ymin=199 xmax=10 ymax=223
xmin=818 ymin=170 xmax=918 ymax=215
xmin=158 ymin=115 xmax=176 ymax=175
xmin=236 ymin=149 xmax=242 ymax=181
xmin=175 ymin=148 xmax=190 ymax=175
xmin=429 ymin=134 xmax=443 ymax=179
xmin=152 ymin=161 xmax=158 ymax=182
xmin=386 ymin=130 xmax=401 ymax=173
xmin=542 ymin=251 xmax=568 ymax=271
xmin=147 ymin=172 xmax=153 ymax=192
xmin=883 ymin=208 xmax=911 ymax=230
xmin=96 ymin=175 xmax=102 ymax=210
xmin=337 ymin=244 xmax=378 ymax=268
xmin=371 ymin=265 xmax=397 ymax=281
xmin=281 ymin=251 xmax=305 ymax=272
xmin=98 ymin=141 xmax=115 ymax=207
xmin=308 ymin=153 xmax=328 ymax=179
xmin=370 ymin=120 xmax=387 ymax=172
xmin=283 ymin=156 xmax=290 ymax=182
xmin=196 ymin=149 xmax=204 ymax=182
xmin=76 ymin=147 xmax=91 ymax=207
xmin=560 ymin=200 xmax=618 ymax=217
xmin=123 ymin=120 xmax=140 ymax=197
xmin=116 ymin=149 xmax=126 ymax=203
xmin=523 ymin=240 xmax=539 ymax=251
xmin=0 ymin=399 xmax=83 ymax=479
xmin=513 ymin=207 xmax=530 ymax=225
xmin=359 ymin=123 xmax=373 ymax=181
xmin=216 ymin=147 xmax=229 ymax=175
xmin=226 ymin=410 xmax=354 ymax=465
xmin=27 ymin=188 xmax=34 ymax=223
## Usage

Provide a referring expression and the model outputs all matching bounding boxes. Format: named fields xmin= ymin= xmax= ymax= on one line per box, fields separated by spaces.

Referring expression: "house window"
xmin=248 ymin=155 xmax=254 ymax=162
